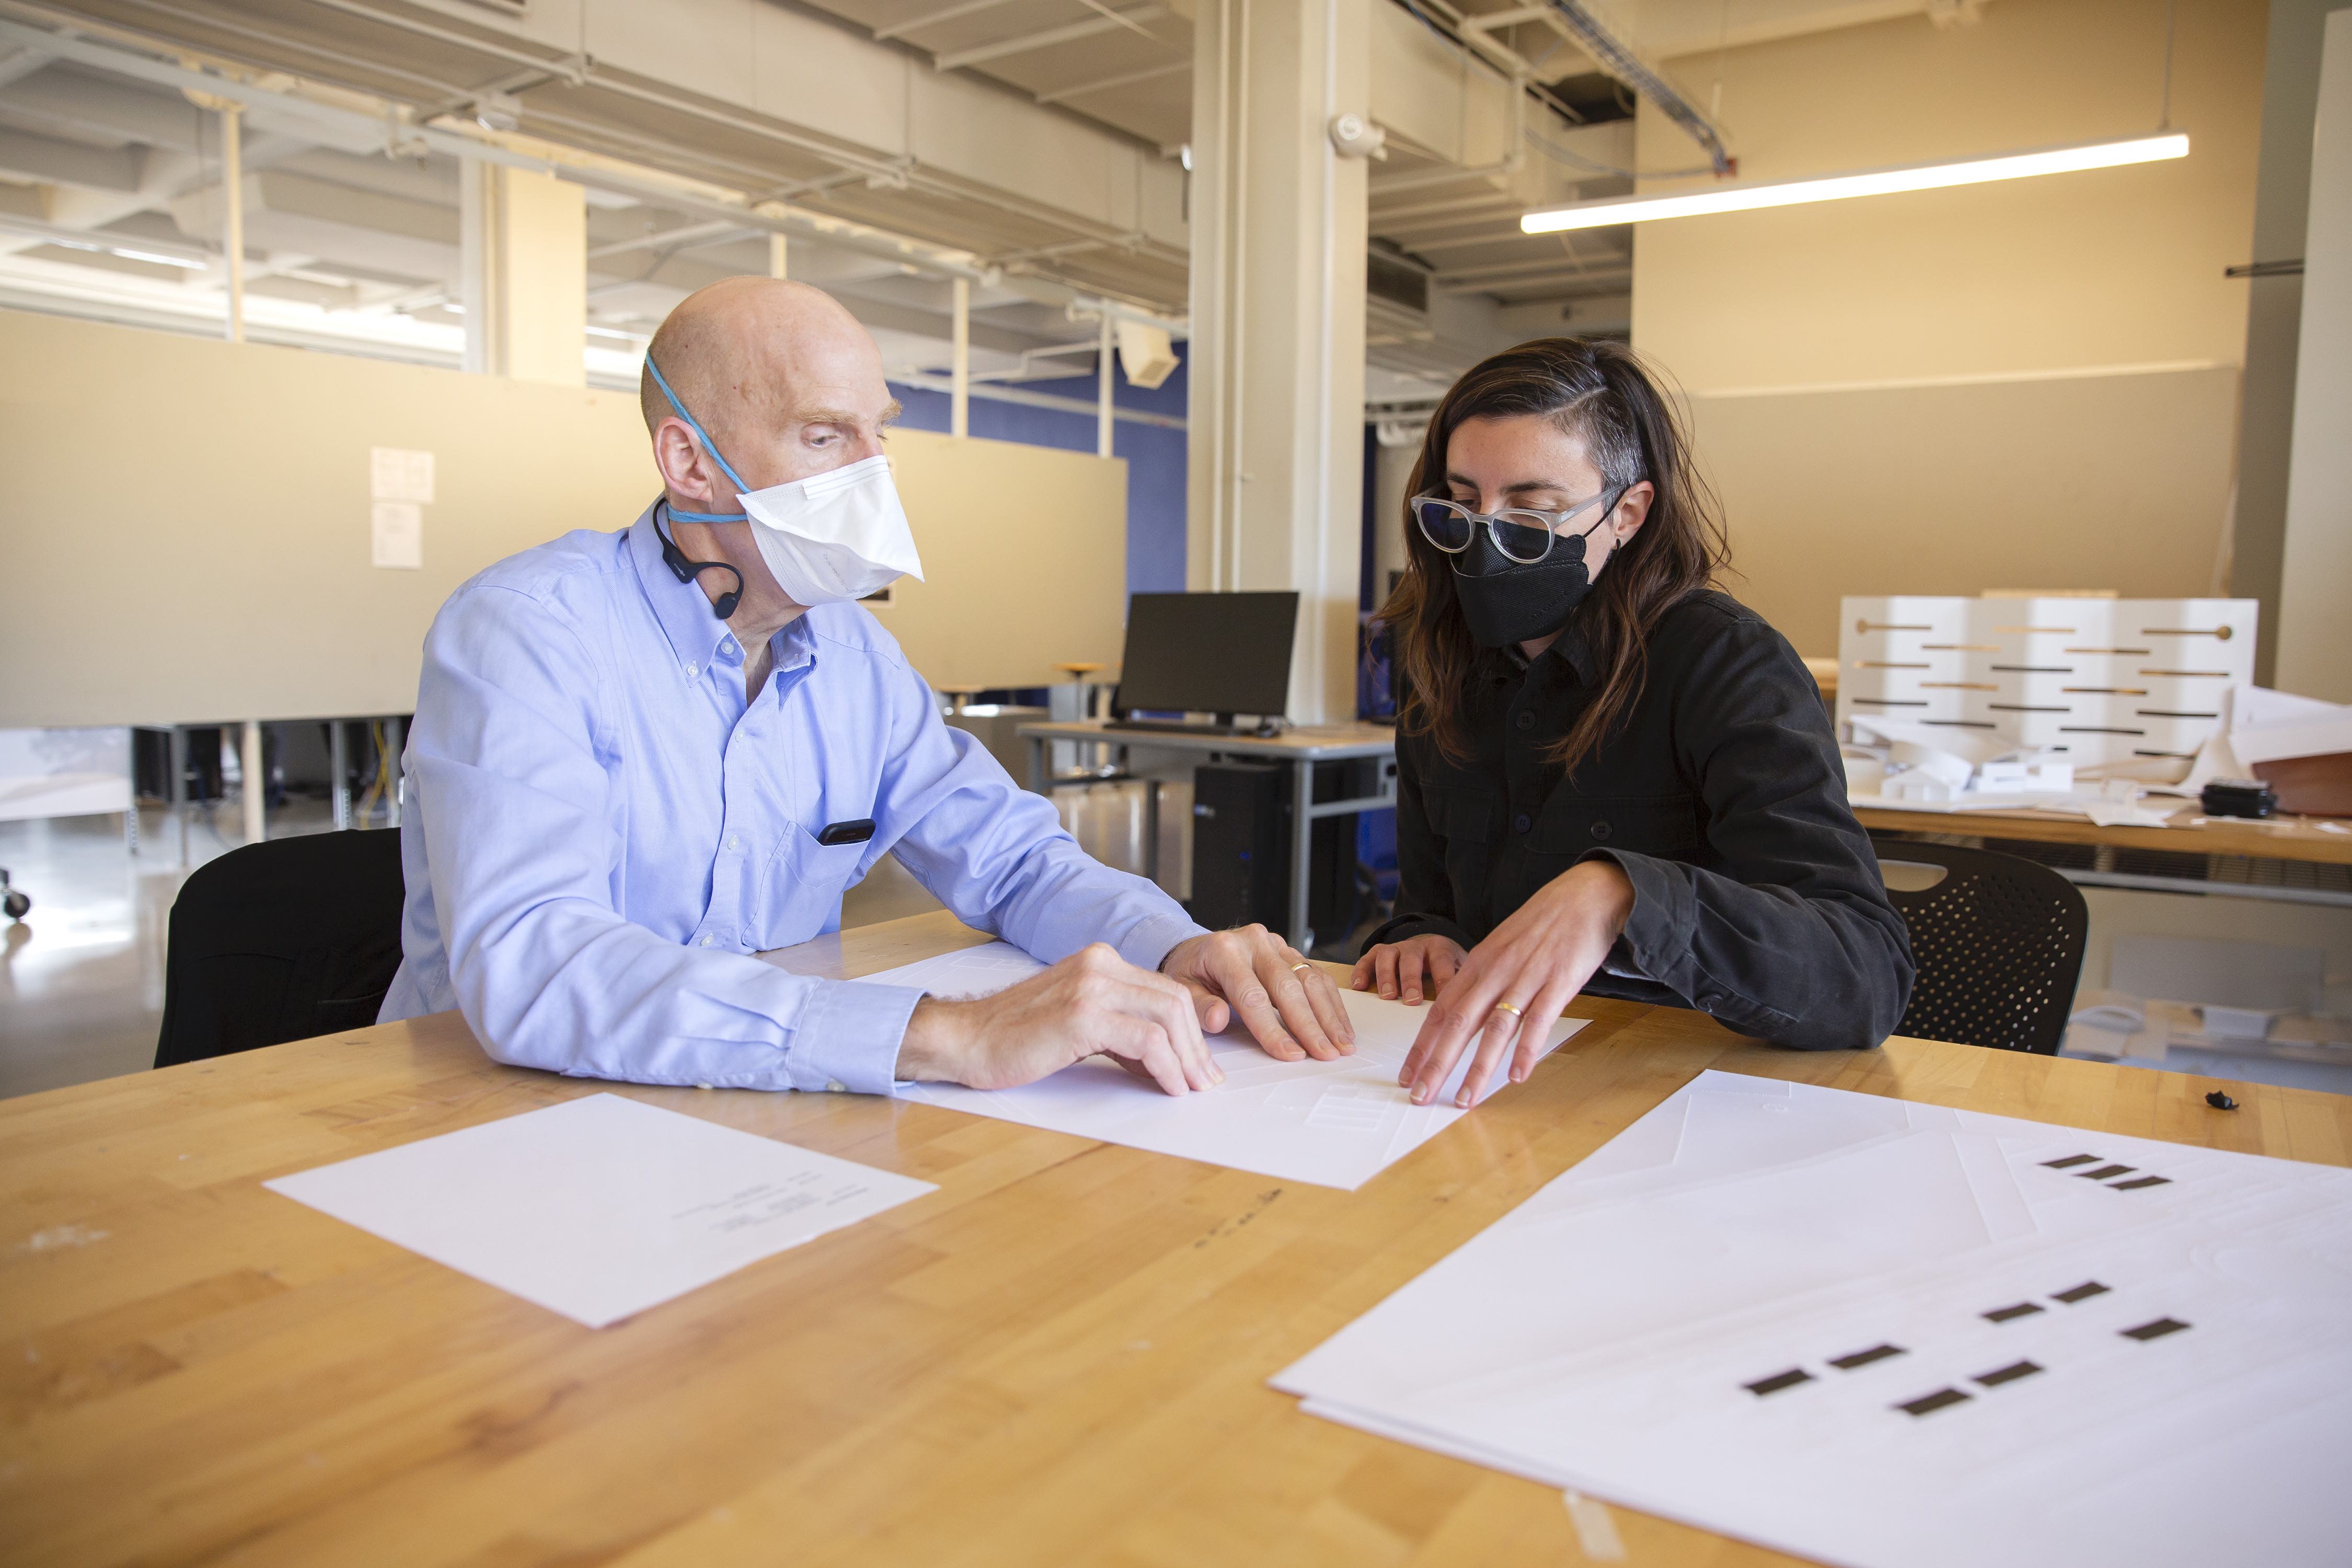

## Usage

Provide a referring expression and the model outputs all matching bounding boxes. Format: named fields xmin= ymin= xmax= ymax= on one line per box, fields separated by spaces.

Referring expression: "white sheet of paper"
xmin=856 ymin=942 xmax=1586 ymax=1190
xmin=369 ymin=444 xmax=435 ymax=503
xmin=370 ymin=500 xmax=422 ymax=569
xmin=264 ymin=1093 xmax=935 ymax=1328
xmin=1274 ymin=1069 xmax=2352 ymax=1568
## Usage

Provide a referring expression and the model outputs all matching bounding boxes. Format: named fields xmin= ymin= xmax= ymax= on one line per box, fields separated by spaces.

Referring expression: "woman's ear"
xmin=1611 ymin=480 xmax=1657 ymax=544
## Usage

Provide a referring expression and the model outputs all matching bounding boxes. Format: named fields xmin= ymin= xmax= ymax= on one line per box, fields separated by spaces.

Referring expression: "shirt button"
xmin=1513 ymin=812 xmax=1532 ymax=834
xmin=1591 ymin=820 xmax=1613 ymax=841
xmin=686 ymin=663 xmax=699 ymax=676
xmin=1514 ymin=711 xmax=1535 ymax=731
xmin=727 ymin=835 xmax=742 ymax=851
xmin=700 ymin=935 xmax=716 ymax=947
xmin=825 ymin=1079 xmax=846 ymax=1093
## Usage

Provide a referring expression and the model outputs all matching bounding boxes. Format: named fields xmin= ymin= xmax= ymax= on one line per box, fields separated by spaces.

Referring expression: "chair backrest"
xmin=154 ymin=829 xmax=405 ymax=1069
xmin=1874 ymin=839 xmax=2088 ymax=1055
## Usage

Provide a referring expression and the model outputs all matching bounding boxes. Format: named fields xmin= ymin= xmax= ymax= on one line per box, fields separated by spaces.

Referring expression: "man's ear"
xmin=653 ymin=417 xmax=718 ymax=503
xmin=1612 ymin=480 xmax=1657 ymax=542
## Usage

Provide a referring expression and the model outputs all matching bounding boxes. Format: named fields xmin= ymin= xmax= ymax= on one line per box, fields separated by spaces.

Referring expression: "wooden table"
xmin=7 ymin=911 xmax=2346 ymax=1568
xmin=1852 ymin=803 xmax=2352 ymax=866
xmin=1856 ymin=801 xmax=2352 ymax=910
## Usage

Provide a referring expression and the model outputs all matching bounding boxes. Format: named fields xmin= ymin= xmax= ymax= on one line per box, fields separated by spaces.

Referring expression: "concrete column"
xmin=220 ymin=103 xmax=244 ymax=344
xmin=2276 ymin=10 xmax=2352 ymax=703
xmin=951 ymin=276 xmax=971 ymax=437
xmin=2230 ymin=0 xmax=2348 ymax=686
xmin=1186 ymin=0 xmax=1371 ymax=724
xmin=240 ymin=719 xmax=264 ymax=845
xmin=1097 ymin=313 xmax=1115 ymax=458
xmin=458 ymin=159 xmax=586 ymax=386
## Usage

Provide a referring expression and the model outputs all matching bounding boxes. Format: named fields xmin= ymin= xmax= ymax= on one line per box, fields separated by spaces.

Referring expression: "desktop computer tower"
xmin=1186 ymin=761 xmax=1370 ymax=948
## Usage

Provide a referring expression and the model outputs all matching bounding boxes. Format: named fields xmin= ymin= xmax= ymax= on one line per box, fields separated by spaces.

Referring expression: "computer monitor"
xmin=1116 ymin=591 xmax=1300 ymax=719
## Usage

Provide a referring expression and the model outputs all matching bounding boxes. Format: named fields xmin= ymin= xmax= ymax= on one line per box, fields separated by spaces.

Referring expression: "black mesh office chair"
xmin=1874 ymin=840 xmax=2088 ymax=1055
xmin=154 ymin=829 xmax=406 ymax=1068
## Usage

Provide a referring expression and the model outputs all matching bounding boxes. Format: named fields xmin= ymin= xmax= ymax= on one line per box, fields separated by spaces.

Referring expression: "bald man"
xmin=380 ymin=278 xmax=1353 ymax=1096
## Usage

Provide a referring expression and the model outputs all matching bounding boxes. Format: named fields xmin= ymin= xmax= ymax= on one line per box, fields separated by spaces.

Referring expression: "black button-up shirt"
xmin=1364 ymin=590 xmax=1913 ymax=1050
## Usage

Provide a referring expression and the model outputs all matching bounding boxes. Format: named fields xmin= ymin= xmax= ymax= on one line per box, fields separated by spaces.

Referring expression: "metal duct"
xmin=1542 ymin=1 xmax=1735 ymax=178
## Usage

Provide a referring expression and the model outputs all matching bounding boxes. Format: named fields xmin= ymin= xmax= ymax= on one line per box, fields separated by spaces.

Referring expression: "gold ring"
xmin=1492 ymin=1001 xmax=1523 ymax=1017
xmin=1290 ymin=962 xmax=1315 ymax=974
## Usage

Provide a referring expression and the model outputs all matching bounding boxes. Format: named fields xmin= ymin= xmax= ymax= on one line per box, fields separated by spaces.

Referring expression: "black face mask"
xmin=1451 ymin=527 xmax=1597 ymax=649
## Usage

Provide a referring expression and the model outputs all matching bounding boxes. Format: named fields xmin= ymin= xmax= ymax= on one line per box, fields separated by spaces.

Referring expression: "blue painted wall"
xmin=888 ymin=342 xmax=1189 ymax=597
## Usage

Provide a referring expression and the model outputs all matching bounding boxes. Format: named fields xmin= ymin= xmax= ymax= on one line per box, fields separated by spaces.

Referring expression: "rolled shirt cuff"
xmin=1358 ymin=912 xmax=1474 ymax=957
xmin=1115 ymin=911 xmax=1212 ymax=976
xmin=1579 ymin=847 xmax=1696 ymax=997
xmin=789 ymin=978 xmax=925 ymax=1096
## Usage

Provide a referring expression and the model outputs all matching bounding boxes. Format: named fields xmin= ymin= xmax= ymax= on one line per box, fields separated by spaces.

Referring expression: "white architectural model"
xmin=1837 ymin=597 xmax=2257 ymax=770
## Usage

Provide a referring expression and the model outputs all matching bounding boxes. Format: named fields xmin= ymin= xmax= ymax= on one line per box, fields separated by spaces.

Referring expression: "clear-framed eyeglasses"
xmin=1411 ymin=487 xmax=1625 ymax=565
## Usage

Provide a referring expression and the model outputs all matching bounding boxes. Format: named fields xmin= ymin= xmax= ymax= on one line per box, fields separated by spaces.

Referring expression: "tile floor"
xmin=0 ymin=780 xmax=1193 ymax=1101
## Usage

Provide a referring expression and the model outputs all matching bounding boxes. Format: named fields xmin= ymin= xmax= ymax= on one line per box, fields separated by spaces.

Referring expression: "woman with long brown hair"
xmin=1353 ymin=338 xmax=1912 ymax=1105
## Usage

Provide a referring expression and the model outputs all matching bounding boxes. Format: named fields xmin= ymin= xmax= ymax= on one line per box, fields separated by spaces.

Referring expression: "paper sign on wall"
xmin=370 ymin=446 xmax=435 ymax=503
xmin=371 ymin=501 xmax=422 ymax=569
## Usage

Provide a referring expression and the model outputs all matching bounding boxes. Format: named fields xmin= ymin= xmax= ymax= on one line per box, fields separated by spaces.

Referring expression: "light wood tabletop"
xmin=6 ymin=910 xmax=2346 ymax=1568
xmin=1853 ymin=802 xmax=2352 ymax=866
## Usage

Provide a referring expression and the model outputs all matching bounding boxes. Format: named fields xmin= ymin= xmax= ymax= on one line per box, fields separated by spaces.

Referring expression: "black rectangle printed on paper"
xmin=1745 ymin=1369 xmax=1814 ymax=1396
xmin=1897 ymin=1389 xmax=1972 ymax=1416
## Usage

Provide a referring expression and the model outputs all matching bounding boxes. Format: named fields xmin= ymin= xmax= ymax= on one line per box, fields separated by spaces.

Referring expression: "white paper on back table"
xmin=1274 ymin=1069 xmax=2352 ymax=1568
xmin=852 ymin=942 xmax=1587 ymax=1190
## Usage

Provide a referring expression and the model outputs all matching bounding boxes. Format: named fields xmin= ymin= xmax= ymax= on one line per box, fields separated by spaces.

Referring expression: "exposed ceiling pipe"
xmin=1367 ymin=75 xmax=1526 ymax=197
xmin=1540 ymin=0 xmax=1734 ymax=178
xmin=296 ymin=0 xmax=1190 ymax=273
xmin=0 ymin=13 xmax=1190 ymax=336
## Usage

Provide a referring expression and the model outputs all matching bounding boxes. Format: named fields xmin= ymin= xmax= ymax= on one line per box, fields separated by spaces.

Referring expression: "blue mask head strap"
xmin=645 ymin=354 xmax=751 ymax=523
xmin=643 ymin=354 xmax=748 ymax=620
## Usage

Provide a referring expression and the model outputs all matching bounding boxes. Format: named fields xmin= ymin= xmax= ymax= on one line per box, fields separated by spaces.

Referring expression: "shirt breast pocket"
xmin=777 ymin=823 xmax=872 ymax=928
xmin=1530 ymin=793 xmax=1703 ymax=860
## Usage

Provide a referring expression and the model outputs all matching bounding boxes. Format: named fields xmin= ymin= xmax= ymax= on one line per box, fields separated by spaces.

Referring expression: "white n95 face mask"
xmin=644 ymin=355 xmax=924 ymax=610
xmin=736 ymin=453 xmax=924 ymax=607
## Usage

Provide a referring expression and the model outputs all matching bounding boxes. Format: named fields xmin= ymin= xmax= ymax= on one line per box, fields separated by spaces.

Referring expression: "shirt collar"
xmin=628 ymin=500 xmax=744 ymax=676
xmin=626 ymin=502 xmax=820 ymax=681
xmin=1489 ymin=617 xmax=1601 ymax=686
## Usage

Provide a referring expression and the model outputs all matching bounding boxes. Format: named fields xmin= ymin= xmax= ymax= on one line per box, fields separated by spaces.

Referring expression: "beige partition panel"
xmin=1687 ymin=366 xmax=2240 ymax=659
xmin=0 ymin=310 xmax=1124 ymax=727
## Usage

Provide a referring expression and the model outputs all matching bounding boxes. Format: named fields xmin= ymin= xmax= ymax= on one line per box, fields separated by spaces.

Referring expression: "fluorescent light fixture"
xmin=6 ymin=227 xmax=208 ymax=269
xmin=1521 ymin=132 xmax=2190 ymax=234
xmin=105 ymin=244 xmax=208 ymax=270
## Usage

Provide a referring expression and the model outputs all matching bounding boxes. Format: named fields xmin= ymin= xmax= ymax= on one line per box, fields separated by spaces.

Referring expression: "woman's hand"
xmin=1350 ymin=933 xmax=1469 ymax=1005
xmin=1397 ymin=860 xmax=1635 ymax=1108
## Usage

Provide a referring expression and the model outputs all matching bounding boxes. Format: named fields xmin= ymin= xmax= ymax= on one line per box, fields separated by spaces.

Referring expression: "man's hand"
xmin=1396 ymin=860 xmax=1633 ymax=1109
xmin=1159 ymin=925 xmax=1356 ymax=1063
xmin=895 ymin=943 xmax=1221 ymax=1096
xmin=1349 ymin=933 xmax=1469 ymax=1005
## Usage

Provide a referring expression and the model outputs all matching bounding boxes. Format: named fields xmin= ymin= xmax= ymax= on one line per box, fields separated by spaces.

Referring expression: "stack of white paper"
xmin=857 ymin=943 xmax=1585 ymax=1190
xmin=267 ymin=1093 xmax=936 ymax=1327
xmin=1275 ymin=1069 xmax=2352 ymax=1568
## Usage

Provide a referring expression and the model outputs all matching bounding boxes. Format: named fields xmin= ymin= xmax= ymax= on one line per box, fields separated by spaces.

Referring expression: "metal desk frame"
xmin=1019 ymin=720 xmax=1399 ymax=951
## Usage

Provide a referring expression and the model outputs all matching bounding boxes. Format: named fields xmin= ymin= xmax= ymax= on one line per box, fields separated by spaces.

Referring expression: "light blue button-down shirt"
xmin=379 ymin=503 xmax=1205 ymax=1093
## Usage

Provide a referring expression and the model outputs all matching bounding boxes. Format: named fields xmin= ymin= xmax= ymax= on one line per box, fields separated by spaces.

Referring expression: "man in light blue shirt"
xmin=381 ymin=276 xmax=1352 ymax=1094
